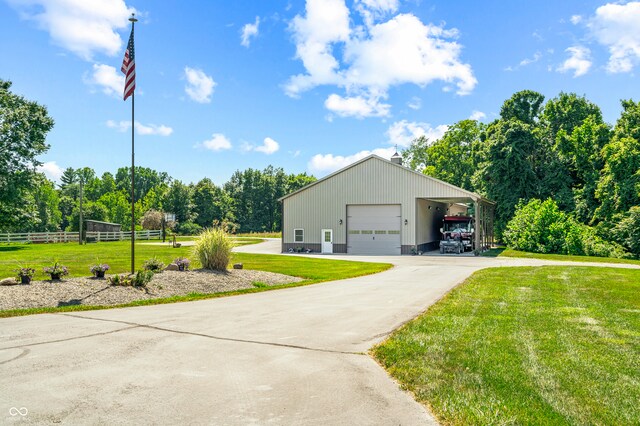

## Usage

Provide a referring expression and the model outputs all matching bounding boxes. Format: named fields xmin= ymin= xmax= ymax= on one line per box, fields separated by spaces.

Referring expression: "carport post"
xmin=474 ymin=199 xmax=481 ymax=253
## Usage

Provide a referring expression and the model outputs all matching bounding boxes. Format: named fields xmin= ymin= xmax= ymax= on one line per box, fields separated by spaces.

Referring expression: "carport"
xmin=415 ymin=196 xmax=495 ymax=253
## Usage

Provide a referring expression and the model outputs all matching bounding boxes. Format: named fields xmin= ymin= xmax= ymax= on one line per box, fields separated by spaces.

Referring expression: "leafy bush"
xmin=192 ymin=227 xmax=233 ymax=271
xmin=176 ymin=221 xmax=202 ymax=236
xmin=108 ymin=274 xmax=129 ymax=286
xmin=504 ymin=198 xmax=628 ymax=258
xmin=612 ymin=206 xmax=640 ymax=258
xmin=132 ymin=270 xmax=154 ymax=287
xmin=143 ymin=257 xmax=165 ymax=272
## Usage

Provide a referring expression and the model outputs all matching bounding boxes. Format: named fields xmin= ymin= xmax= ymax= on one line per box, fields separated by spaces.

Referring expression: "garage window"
xmin=294 ymin=229 xmax=304 ymax=243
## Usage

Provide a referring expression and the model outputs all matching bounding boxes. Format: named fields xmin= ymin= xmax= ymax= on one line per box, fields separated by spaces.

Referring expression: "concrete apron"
xmin=1 ymin=241 xmax=638 ymax=425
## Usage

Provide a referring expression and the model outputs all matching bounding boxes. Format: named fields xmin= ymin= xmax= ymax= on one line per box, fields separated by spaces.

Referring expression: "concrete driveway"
xmin=2 ymin=241 xmax=638 ymax=424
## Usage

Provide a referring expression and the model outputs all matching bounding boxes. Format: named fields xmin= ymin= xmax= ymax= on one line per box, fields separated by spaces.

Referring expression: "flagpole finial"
xmin=129 ymin=13 xmax=138 ymax=23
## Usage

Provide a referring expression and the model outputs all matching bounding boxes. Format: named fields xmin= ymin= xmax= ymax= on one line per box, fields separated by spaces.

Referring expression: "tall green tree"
xmin=192 ymin=178 xmax=231 ymax=228
xmin=541 ymin=93 xmax=610 ymax=221
xmin=0 ymin=80 xmax=54 ymax=231
xmin=115 ymin=166 xmax=169 ymax=202
xmin=163 ymin=180 xmax=193 ymax=224
xmin=30 ymin=174 xmax=62 ymax=232
xmin=595 ymin=100 xmax=640 ymax=222
xmin=404 ymin=120 xmax=483 ymax=192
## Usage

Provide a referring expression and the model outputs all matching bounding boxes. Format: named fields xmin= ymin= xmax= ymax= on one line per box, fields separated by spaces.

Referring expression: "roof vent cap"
xmin=390 ymin=151 xmax=402 ymax=165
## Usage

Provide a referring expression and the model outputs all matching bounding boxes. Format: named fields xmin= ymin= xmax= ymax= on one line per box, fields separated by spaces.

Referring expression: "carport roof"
xmin=279 ymin=154 xmax=495 ymax=204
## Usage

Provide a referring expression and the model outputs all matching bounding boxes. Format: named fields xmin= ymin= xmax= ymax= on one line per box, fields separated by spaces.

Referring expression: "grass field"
xmin=372 ymin=266 xmax=640 ymax=425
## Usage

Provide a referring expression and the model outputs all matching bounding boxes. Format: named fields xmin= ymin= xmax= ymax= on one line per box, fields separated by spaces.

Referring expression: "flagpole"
xmin=129 ymin=14 xmax=137 ymax=274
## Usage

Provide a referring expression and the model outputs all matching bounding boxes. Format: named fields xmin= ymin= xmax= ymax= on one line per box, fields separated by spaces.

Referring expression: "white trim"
xmin=294 ymin=228 xmax=304 ymax=243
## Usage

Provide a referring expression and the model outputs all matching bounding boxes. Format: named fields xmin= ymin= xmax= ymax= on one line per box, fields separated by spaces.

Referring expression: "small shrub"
xmin=108 ymin=274 xmax=130 ymax=286
xmin=176 ymin=221 xmax=203 ymax=236
xmin=192 ymin=227 xmax=234 ymax=271
xmin=143 ymin=257 xmax=165 ymax=272
xmin=132 ymin=270 xmax=154 ymax=287
xmin=252 ymin=281 xmax=268 ymax=288
xmin=108 ymin=270 xmax=153 ymax=287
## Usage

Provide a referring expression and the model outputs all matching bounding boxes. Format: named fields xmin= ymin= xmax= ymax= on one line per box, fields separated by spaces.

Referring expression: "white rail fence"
xmin=0 ymin=230 xmax=162 ymax=243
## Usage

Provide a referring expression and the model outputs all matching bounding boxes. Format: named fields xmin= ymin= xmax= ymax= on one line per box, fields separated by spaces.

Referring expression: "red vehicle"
xmin=440 ymin=216 xmax=475 ymax=252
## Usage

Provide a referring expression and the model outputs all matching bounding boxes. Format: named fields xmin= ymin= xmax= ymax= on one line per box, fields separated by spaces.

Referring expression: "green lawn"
xmin=0 ymin=241 xmax=193 ymax=278
xmin=373 ymin=266 xmax=640 ymax=425
xmin=499 ymin=248 xmax=640 ymax=266
xmin=0 ymin=241 xmax=391 ymax=317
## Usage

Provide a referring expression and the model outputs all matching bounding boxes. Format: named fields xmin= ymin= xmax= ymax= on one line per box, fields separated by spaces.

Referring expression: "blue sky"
xmin=2 ymin=0 xmax=640 ymax=185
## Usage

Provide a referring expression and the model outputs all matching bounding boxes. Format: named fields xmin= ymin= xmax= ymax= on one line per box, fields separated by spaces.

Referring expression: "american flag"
xmin=121 ymin=26 xmax=136 ymax=101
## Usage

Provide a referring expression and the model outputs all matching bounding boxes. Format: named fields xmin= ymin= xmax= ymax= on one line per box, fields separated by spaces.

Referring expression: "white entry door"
xmin=321 ymin=229 xmax=333 ymax=253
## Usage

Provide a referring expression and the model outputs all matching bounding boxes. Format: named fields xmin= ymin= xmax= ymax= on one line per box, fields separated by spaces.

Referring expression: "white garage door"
xmin=347 ymin=205 xmax=401 ymax=255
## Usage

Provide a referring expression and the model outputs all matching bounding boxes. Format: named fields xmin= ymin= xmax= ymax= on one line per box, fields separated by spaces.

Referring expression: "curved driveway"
xmin=1 ymin=240 xmax=638 ymax=424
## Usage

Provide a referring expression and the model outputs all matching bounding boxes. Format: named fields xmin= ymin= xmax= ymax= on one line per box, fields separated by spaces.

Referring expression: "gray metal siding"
xmin=282 ymin=156 xmax=478 ymax=246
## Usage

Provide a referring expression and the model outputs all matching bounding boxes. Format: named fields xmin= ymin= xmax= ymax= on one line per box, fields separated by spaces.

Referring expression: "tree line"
xmin=403 ymin=90 xmax=640 ymax=257
xmin=0 ymin=79 xmax=315 ymax=234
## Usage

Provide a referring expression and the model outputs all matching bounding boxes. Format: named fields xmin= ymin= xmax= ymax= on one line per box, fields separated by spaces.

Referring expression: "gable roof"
xmin=279 ymin=154 xmax=494 ymax=204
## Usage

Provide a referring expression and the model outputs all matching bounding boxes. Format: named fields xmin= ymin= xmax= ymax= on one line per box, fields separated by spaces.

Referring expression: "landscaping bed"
xmin=0 ymin=269 xmax=301 ymax=311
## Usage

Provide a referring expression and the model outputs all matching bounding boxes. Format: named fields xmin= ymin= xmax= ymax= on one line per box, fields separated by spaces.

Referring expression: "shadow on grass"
xmin=0 ymin=246 xmax=25 ymax=252
xmin=481 ymin=247 xmax=506 ymax=257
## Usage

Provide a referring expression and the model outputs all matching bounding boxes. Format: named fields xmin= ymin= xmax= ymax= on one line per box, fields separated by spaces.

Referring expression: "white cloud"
xmin=199 ymin=133 xmax=232 ymax=151
xmin=407 ymin=96 xmax=421 ymax=110
xmin=587 ymin=2 xmax=640 ymax=73
xmin=184 ymin=67 xmax=216 ymax=103
xmin=7 ymin=0 xmax=135 ymax=60
xmin=324 ymin=92 xmax=390 ymax=118
xmin=519 ymin=51 xmax=542 ymax=67
xmin=286 ymin=0 xmax=476 ymax=115
xmin=242 ymin=137 xmax=281 ymax=155
xmin=557 ymin=46 xmax=592 ymax=77
xmin=570 ymin=15 xmax=583 ymax=24
xmin=135 ymin=122 xmax=173 ymax=136
xmin=308 ymin=147 xmax=396 ymax=175
xmin=386 ymin=120 xmax=448 ymax=148
xmin=106 ymin=120 xmax=173 ymax=136
xmin=84 ymin=63 xmax=124 ymax=97
xmin=255 ymin=137 xmax=280 ymax=154
xmin=355 ymin=0 xmax=399 ymax=26
xmin=469 ymin=110 xmax=486 ymax=121
xmin=286 ymin=0 xmax=351 ymax=96
xmin=36 ymin=161 xmax=63 ymax=182
xmin=241 ymin=16 xmax=260 ymax=47
xmin=505 ymin=52 xmax=542 ymax=71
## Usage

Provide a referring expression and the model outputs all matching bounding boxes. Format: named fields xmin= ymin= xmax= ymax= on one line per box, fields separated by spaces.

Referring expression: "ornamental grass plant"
xmin=193 ymin=227 xmax=234 ymax=271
